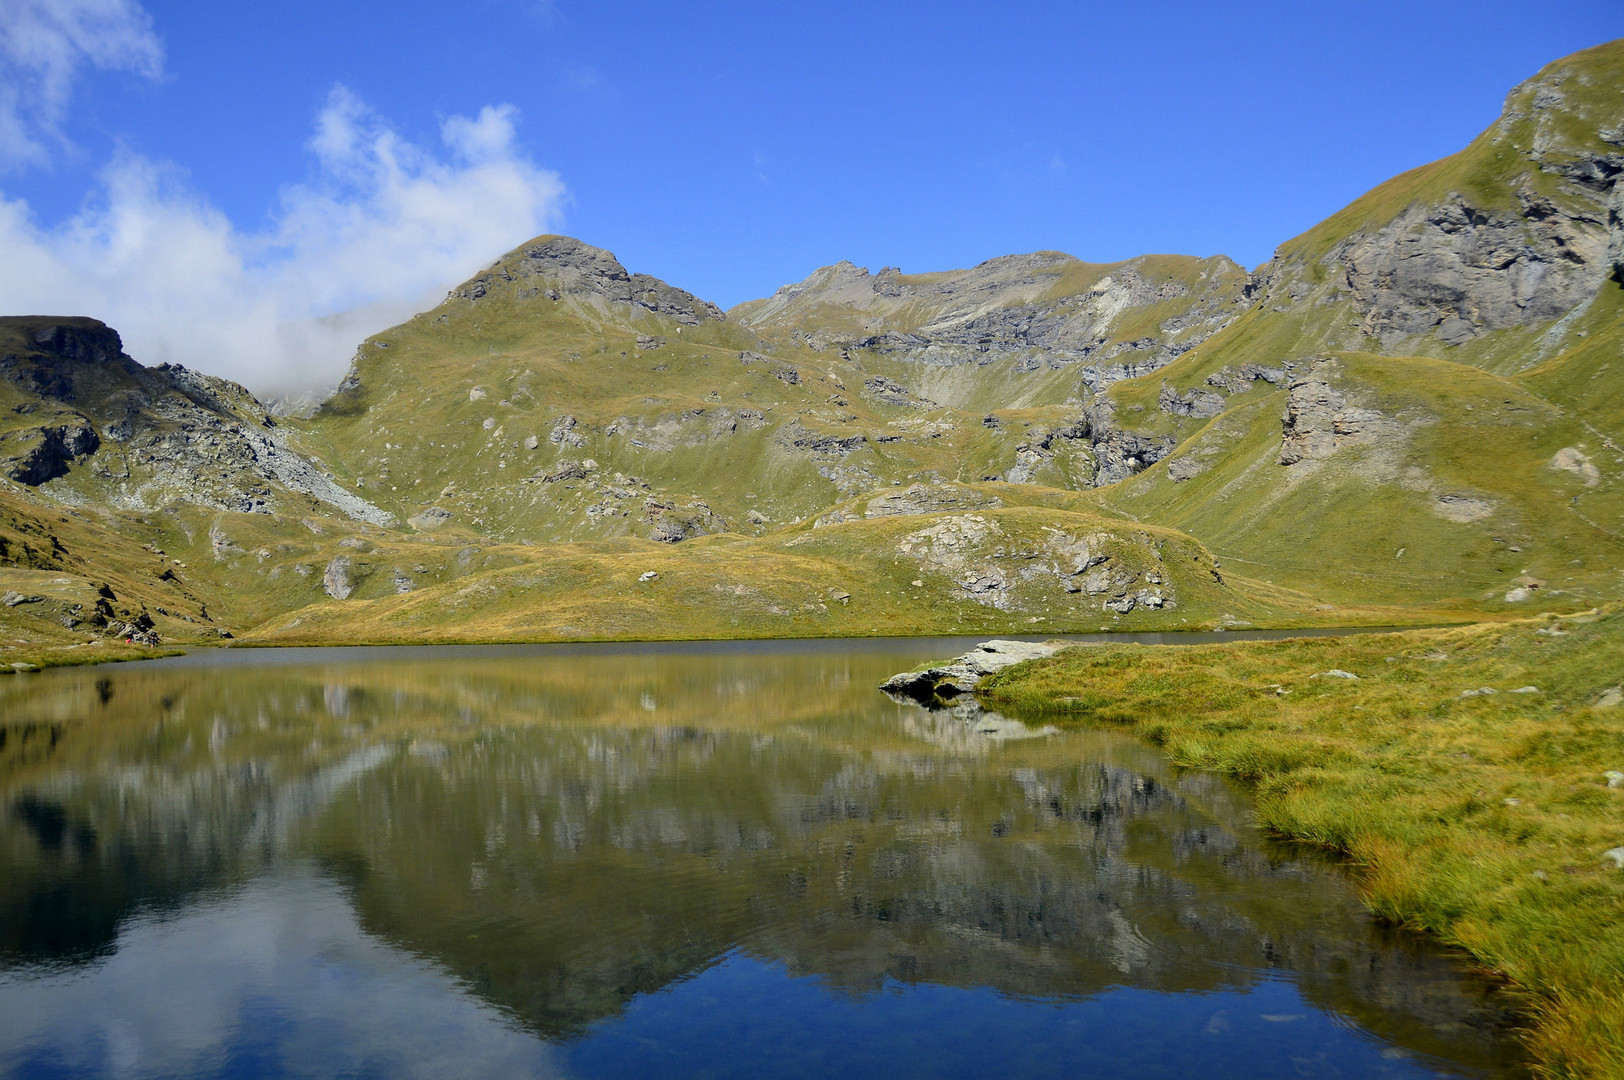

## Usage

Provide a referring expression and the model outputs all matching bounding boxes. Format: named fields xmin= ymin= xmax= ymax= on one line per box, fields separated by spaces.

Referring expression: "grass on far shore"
xmin=979 ymin=609 xmax=1624 ymax=1080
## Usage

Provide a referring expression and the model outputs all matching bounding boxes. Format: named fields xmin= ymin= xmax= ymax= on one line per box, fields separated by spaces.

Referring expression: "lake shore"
xmin=978 ymin=610 xmax=1624 ymax=1080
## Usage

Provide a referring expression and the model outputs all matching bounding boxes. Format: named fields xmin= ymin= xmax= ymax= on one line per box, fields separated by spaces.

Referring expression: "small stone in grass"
xmin=1605 ymin=771 xmax=1624 ymax=789
xmin=1310 ymin=670 xmax=1359 ymax=680
xmin=1603 ymin=848 xmax=1624 ymax=870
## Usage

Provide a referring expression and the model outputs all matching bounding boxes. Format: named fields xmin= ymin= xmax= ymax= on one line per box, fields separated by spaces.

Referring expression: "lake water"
xmin=0 ymin=637 xmax=1525 ymax=1079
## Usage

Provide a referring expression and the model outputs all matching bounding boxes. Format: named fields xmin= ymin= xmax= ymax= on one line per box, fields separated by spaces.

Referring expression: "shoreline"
xmin=977 ymin=610 xmax=1624 ymax=1080
xmin=0 ymin=614 xmax=1496 ymax=675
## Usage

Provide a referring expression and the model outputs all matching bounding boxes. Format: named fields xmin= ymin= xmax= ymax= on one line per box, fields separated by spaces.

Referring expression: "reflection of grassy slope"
xmin=982 ymin=611 xmax=1624 ymax=1079
xmin=0 ymin=648 xmax=1521 ymax=1064
xmin=1090 ymin=350 xmax=1623 ymax=608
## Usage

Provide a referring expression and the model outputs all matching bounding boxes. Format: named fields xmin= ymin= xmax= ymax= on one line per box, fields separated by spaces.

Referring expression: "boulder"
xmin=881 ymin=639 xmax=1064 ymax=705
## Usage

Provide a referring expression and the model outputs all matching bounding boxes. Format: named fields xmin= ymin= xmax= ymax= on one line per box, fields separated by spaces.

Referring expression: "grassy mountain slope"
xmin=1061 ymin=41 xmax=1624 ymax=610
xmin=4 ymin=44 xmax=1624 ymax=657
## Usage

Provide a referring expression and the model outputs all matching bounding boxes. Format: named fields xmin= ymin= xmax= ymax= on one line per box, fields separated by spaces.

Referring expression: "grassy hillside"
xmin=1091 ymin=348 xmax=1623 ymax=609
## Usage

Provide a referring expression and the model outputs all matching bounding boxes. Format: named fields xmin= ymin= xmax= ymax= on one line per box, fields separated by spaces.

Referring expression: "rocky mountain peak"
xmin=448 ymin=234 xmax=725 ymax=325
xmin=10 ymin=317 xmax=128 ymax=365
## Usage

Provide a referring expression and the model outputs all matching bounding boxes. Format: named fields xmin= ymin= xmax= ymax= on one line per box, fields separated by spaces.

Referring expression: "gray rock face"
xmin=1279 ymin=365 xmax=1396 ymax=466
xmin=1330 ymin=192 xmax=1612 ymax=349
xmin=408 ymin=506 xmax=452 ymax=531
xmin=549 ymin=414 xmax=586 ymax=448
xmin=774 ymin=420 xmax=867 ymax=457
xmin=880 ymin=639 xmax=1065 ymax=704
xmin=643 ymin=498 xmax=727 ymax=543
xmin=607 ymin=407 xmax=766 ymax=453
xmin=1242 ymin=63 xmax=1624 ymax=357
xmin=1158 ymin=383 xmax=1226 ymax=419
xmin=22 ymin=320 xmax=128 ymax=365
xmin=1087 ymin=401 xmax=1175 ymax=485
xmin=322 ymin=556 xmax=355 ymax=600
xmin=861 ymin=376 xmax=932 ymax=408
xmin=0 ymin=420 xmax=100 ymax=485
xmin=738 ymin=252 xmax=1249 ymax=394
xmin=1205 ymin=363 xmax=1287 ymax=394
xmin=453 ymin=236 xmax=726 ymax=326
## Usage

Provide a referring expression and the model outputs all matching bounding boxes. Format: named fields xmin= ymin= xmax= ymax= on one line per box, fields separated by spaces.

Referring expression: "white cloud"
xmin=0 ymin=85 xmax=566 ymax=396
xmin=0 ymin=0 xmax=164 ymax=169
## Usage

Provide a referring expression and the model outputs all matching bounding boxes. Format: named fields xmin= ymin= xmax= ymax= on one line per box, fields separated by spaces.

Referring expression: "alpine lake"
xmin=0 ymin=635 xmax=1528 ymax=1079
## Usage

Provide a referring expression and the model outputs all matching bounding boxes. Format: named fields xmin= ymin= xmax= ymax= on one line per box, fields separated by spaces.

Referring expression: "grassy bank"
xmin=979 ymin=611 xmax=1624 ymax=1080
xmin=0 ymin=641 xmax=184 ymax=672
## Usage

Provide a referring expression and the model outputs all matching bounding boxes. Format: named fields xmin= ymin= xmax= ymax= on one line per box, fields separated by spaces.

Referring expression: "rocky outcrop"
xmin=1278 ymin=363 xmax=1397 ymax=466
xmin=1239 ymin=51 xmax=1624 ymax=357
xmin=880 ymin=639 xmax=1065 ymax=705
xmin=1086 ymin=402 xmax=1175 ymax=486
xmin=0 ymin=420 xmax=100 ymax=484
xmin=889 ymin=514 xmax=1178 ymax=614
xmin=607 ymin=407 xmax=767 ymax=452
xmin=1157 ymin=383 xmax=1226 ymax=419
xmin=1330 ymin=192 xmax=1612 ymax=349
xmin=323 ymin=556 xmax=355 ymax=599
xmin=0 ymin=317 xmax=392 ymax=524
xmin=643 ymin=498 xmax=727 ymax=543
xmin=861 ymin=376 xmax=932 ymax=408
xmin=452 ymin=236 xmax=725 ymax=326
xmin=737 ymin=252 xmax=1249 ymax=392
xmin=1204 ymin=363 xmax=1287 ymax=393
xmin=774 ymin=420 xmax=867 ymax=457
xmin=864 ymin=483 xmax=1003 ymax=518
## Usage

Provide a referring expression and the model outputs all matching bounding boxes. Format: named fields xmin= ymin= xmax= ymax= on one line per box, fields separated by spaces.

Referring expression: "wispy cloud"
xmin=0 ymin=0 xmax=164 ymax=170
xmin=0 ymin=86 xmax=567 ymax=394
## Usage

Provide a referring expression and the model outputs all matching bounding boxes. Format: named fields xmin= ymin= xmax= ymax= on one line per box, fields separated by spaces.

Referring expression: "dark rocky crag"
xmin=0 ymin=316 xmax=390 ymax=525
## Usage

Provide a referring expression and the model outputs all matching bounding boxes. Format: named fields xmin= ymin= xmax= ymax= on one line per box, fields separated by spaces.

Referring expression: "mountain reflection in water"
xmin=0 ymin=641 xmax=1525 ymax=1079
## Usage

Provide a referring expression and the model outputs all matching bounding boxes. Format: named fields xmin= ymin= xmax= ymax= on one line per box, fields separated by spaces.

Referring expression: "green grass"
xmin=980 ymin=610 xmax=1624 ymax=1079
xmin=1102 ymin=348 xmax=1623 ymax=608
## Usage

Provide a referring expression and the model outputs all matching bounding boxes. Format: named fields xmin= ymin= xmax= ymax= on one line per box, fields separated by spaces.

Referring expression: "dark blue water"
xmin=0 ymin=639 xmax=1525 ymax=1078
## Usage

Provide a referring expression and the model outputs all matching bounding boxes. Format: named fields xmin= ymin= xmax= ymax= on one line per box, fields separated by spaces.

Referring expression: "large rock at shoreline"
xmin=881 ymin=639 xmax=1064 ymax=705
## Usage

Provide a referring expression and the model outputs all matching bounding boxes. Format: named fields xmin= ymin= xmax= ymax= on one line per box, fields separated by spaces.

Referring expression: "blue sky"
xmin=0 ymin=0 xmax=1619 ymax=392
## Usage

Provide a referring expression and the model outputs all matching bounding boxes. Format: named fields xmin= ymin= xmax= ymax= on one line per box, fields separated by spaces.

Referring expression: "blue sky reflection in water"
xmin=0 ymin=641 xmax=1524 ymax=1078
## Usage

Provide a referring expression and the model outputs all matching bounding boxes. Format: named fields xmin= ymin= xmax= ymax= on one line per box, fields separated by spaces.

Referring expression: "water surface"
xmin=0 ymin=639 xmax=1524 ymax=1078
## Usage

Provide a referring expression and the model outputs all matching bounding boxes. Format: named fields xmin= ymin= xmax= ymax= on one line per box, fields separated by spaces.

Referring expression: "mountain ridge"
xmin=1 ymin=40 xmax=1622 ymax=659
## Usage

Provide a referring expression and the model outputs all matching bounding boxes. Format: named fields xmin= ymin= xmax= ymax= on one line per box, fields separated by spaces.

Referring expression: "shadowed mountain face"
xmin=0 ymin=43 xmax=1622 ymax=649
xmin=0 ymin=645 xmax=1524 ymax=1073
